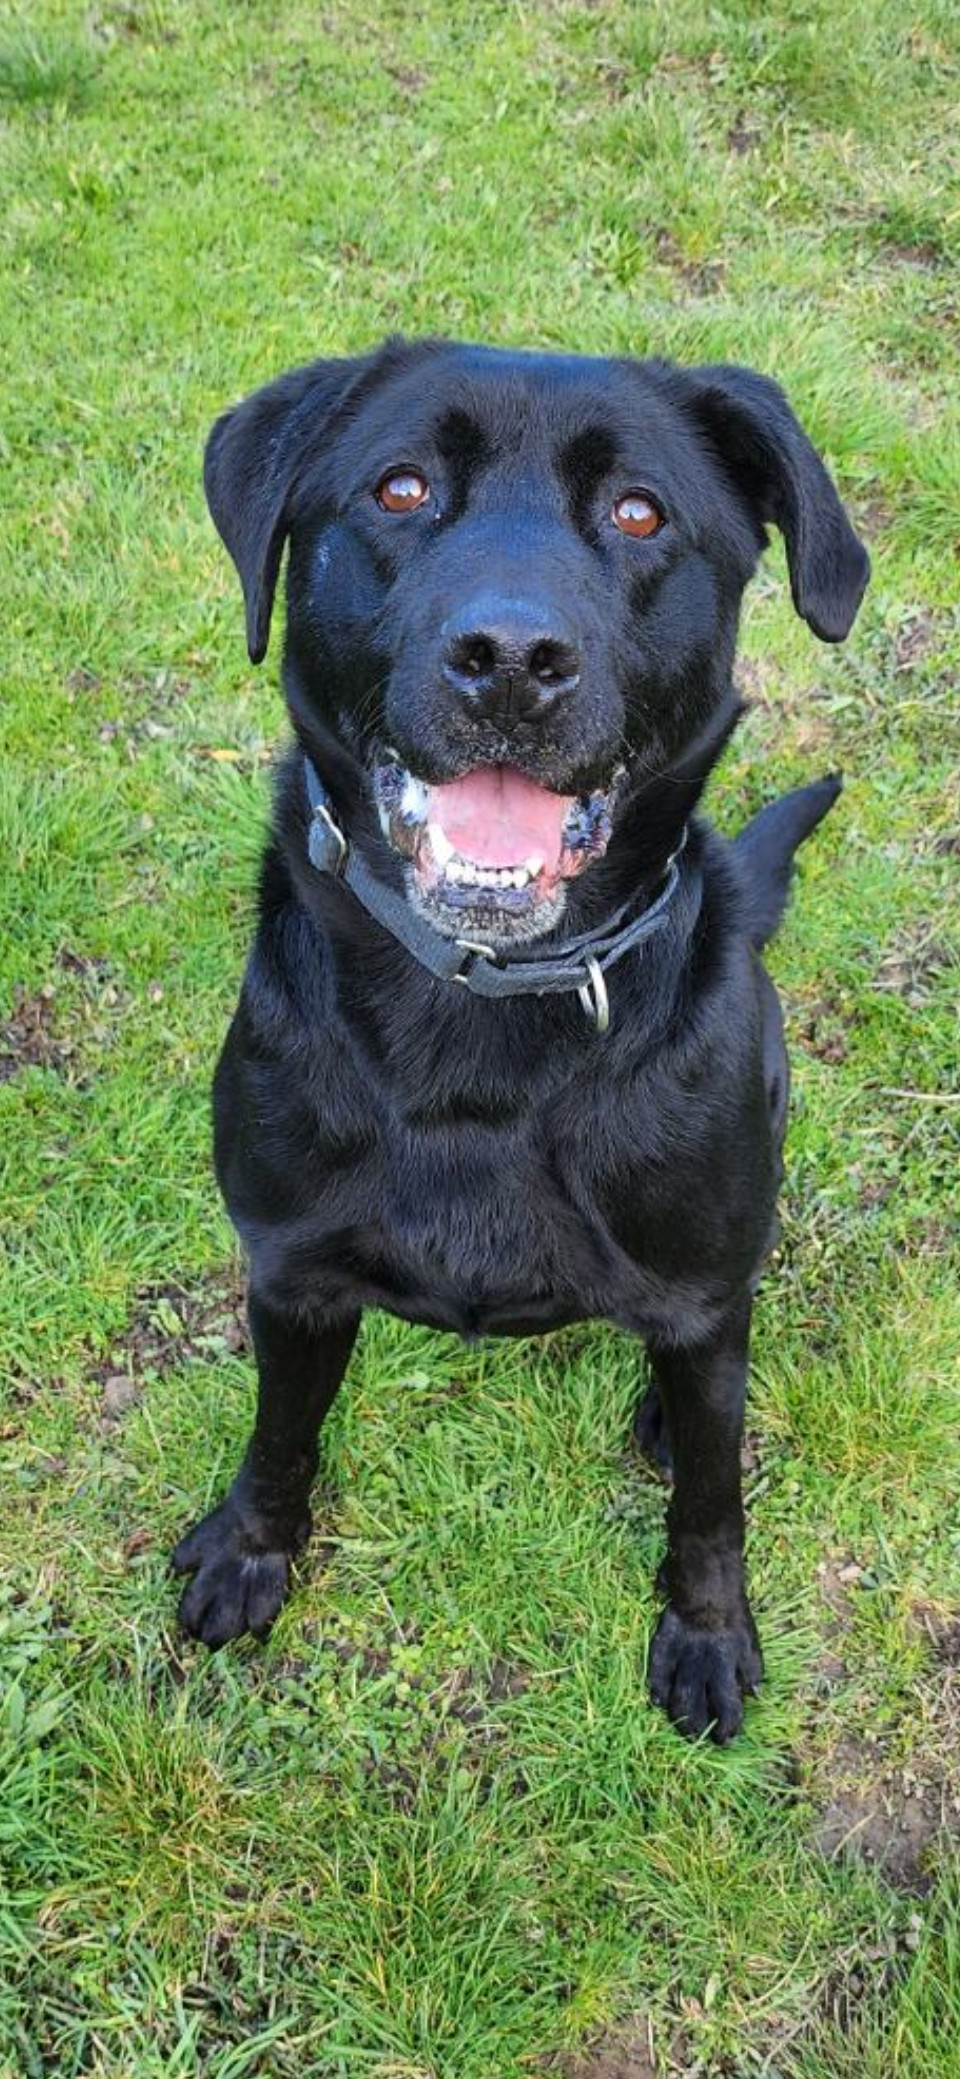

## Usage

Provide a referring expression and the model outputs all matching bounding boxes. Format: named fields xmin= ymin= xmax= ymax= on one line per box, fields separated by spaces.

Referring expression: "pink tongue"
xmin=428 ymin=767 xmax=574 ymax=868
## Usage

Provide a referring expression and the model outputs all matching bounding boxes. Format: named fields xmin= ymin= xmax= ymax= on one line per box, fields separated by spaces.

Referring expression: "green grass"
xmin=2 ymin=0 xmax=959 ymax=2071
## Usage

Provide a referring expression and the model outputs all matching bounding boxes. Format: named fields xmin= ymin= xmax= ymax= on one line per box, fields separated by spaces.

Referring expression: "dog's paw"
xmin=649 ymin=1601 xmax=763 ymax=1744
xmin=633 ymin=1379 xmax=674 ymax=1481
xmin=171 ymin=1499 xmax=308 ymax=1648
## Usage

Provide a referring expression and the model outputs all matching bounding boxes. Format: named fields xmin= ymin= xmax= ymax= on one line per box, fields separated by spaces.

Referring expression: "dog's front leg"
xmin=172 ymin=1294 xmax=359 ymax=1648
xmin=646 ymin=1295 xmax=762 ymax=1743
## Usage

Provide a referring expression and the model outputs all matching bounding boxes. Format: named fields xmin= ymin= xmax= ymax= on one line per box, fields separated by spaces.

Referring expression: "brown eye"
xmin=612 ymin=490 xmax=664 ymax=539
xmin=376 ymin=470 xmax=430 ymax=513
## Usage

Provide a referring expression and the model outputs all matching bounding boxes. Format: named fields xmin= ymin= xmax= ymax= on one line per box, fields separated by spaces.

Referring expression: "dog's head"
xmin=205 ymin=338 xmax=868 ymax=942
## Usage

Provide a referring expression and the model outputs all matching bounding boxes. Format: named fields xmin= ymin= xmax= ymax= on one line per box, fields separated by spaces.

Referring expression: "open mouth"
xmin=374 ymin=757 xmax=621 ymax=941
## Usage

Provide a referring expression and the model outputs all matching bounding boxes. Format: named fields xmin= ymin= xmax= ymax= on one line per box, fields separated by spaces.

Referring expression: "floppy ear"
xmin=687 ymin=364 xmax=870 ymax=642
xmin=204 ymin=351 xmax=375 ymax=663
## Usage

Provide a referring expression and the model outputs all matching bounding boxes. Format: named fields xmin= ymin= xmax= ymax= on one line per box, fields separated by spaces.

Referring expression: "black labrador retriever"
xmin=173 ymin=339 xmax=869 ymax=1742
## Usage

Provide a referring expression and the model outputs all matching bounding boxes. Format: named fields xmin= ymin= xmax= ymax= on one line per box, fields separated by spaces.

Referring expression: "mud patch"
xmin=386 ymin=61 xmax=427 ymax=94
xmin=851 ymin=490 xmax=894 ymax=543
xmin=0 ymin=986 xmax=75 ymax=1081
xmin=727 ymin=111 xmax=762 ymax=154
xmin=818 ymin=1555 xmax=864 ymax=1626
xmin=810 ymin=1607 xmax=960 ymax=1893
xmin=57 ymin=944 xmax=110 ymax=981
xmin=544 ymin=2015 xmax=659 ymax=2077
xmin=912 ymin=1601 xmax=960 ymax=1668
xmin=884 ymin=239 xmax=942 ymax=269
xmin=651 ymin=227 xmax=724 ymax=294
xmin=785 ymin=986 xmax=858 ymax=1065
xmin=872 ymin=923 xmax=954 ymax=1006
xmin=893 ymin=609 xmax=938 ymax=670
xmin=93 ymin=1268 xmax=248 ymax=1425
xmin=807 ymin=1569 xmax=960 ymax=1888
xmin=813 ymin=1732 xmax=959 ymax=1890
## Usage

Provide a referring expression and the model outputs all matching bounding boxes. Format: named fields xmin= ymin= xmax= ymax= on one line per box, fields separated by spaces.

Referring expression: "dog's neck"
xmin=264 ymin=687 xmax=743 ymax=1052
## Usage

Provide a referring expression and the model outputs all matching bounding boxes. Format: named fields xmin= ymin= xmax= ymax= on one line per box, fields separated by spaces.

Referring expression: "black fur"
xmin=174 ymin=339 xmax=868 ymax=1743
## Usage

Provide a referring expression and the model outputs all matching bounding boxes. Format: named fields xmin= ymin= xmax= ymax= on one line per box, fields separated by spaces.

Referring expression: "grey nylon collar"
xmin=303 ymin=756 xmax=687 ymax=1033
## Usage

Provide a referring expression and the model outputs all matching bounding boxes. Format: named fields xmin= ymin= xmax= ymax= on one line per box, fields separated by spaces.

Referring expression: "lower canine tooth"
xmin=400 ymin=774 xmax=427 ymax=821
xmin=429 ymin=822 xmax=454 ymax=866
xmin=525 ymin=854 xmax=544 ymax=877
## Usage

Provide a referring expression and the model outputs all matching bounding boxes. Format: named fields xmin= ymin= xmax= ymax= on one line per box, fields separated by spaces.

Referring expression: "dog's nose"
xmin=441 ymin=597 xmax=581 ymax=725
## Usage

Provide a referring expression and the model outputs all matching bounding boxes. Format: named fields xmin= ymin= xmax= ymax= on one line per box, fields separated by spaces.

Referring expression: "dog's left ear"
xmin=204 ymin=349 xmax=379 ymax=663
xmin=686 ymin=364 xmax=870 ymax=641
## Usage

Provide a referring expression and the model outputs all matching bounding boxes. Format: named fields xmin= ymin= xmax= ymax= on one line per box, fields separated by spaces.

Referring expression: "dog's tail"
xmin=734 ymin=773 xmax=842 ymax=950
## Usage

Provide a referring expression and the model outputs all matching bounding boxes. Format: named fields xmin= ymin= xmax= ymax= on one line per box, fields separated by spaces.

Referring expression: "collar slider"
xmin=308 ymin=802 xmax=348 ymax=878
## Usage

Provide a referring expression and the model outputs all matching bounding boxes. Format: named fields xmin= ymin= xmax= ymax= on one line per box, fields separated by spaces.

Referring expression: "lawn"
xmin=1 ymin=0 xmax=959 ymax=2072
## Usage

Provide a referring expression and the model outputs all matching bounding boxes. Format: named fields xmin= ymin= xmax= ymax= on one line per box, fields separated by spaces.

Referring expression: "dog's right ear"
xmin=204 ymin=352 xmax=374 ymax=663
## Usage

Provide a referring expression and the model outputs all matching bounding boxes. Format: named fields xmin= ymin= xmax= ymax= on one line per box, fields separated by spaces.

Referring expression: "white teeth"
xmin=377 ymin=802 xmax=392 ymax=838
xmin=436 ymin=855 xmax=537 ymax=896
xmin=525 ymin=854 xmax=544 ymax=878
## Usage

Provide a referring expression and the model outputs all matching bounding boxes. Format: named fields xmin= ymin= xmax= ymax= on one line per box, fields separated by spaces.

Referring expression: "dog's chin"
xmin=372 ymin=754 xmax=623 ymax=946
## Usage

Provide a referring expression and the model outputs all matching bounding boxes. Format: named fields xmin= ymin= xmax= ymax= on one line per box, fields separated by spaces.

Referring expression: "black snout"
xmin=441 ymin=596 xmax=581 ymax=726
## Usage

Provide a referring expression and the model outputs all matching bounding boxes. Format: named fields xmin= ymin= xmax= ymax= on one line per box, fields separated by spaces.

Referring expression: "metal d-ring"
xmin=577 ymin=955 xmax=610 ymax=1034
xmin=452 ymin=938 xmax=498 ymax=984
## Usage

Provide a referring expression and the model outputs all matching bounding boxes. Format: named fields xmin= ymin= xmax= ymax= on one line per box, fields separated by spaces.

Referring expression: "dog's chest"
xmin=284 ymin=1081 xmax=717 ymax=1339
xmin=383 ymin=1115 xmax=596 ymax=1296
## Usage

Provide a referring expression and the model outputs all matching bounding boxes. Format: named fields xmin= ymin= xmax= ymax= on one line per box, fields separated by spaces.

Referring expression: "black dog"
xmin=173 ymin=340 xmax=868 ymax=1743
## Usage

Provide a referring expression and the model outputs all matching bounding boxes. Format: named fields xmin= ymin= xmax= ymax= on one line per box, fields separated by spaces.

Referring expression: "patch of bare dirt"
xmin=809 ymin=1556 xmax=863 ymax=1699
xmin=385 ymin=62 xmax=428 ymax=94
xmin=872 ymin=923 xmax=954 ymax=1006
xmin=733 ymin=656 xmax=782 ymax=707
xmin=893 ymin=609 xmax=938 ymax=669
xmin=0 ymin=987 xmax=75 ymax=1081
xmin=851 ymin=491 xmax=894 ymax=543
xmin=810 ymin=1606 xmax=960 ymax=1892
xmin=544 ymin=2015 xmax=661 ymax=2078
xmin=727 ymin=111 xmax=762 ymax=154
xmin=56 ymin=944 xmax=109 ymax=981
xmin=93 ymin=1268 xmax=248 ymax=1426
xmin=813 ymin=1732 xmax=960 ymax=1890
xmin=885 ymin=240 xmax=942 ymax=269
xmin=595 ymin=62 xmax=632 ymax=103
xmin=652 ymin=227 xmax=725 ymax=294
xmin=818 ymin=1555 xmax=864 ymax=1625
xmin=785 ymin=987 xmax=858 ymax=1065
xmin=912 ymin=1601 xmax=960 ymax=1667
